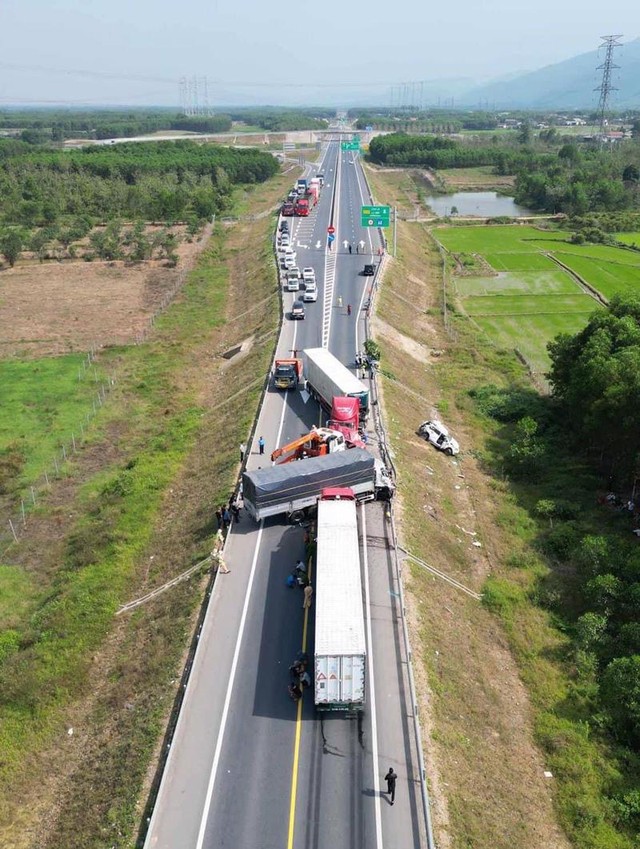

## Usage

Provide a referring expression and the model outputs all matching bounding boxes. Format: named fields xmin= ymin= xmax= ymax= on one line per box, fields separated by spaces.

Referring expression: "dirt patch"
xmin=0 ymin=229 xmax=208 ymax=358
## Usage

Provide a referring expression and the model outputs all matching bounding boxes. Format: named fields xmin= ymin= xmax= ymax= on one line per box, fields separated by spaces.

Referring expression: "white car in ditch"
xmin=418 ymin=420 xmax=460 ymax=455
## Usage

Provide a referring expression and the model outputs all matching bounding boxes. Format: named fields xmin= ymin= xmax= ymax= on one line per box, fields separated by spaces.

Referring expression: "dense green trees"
xmin=367 ymin=131 xmax=549 ymax=172
xmin=548 ymin=295 xmax=640 ymax=479
xmin=0 ymin=110 xmax=233 ymax=142
xmin=0 ymin=140 xmax=278 ymax=227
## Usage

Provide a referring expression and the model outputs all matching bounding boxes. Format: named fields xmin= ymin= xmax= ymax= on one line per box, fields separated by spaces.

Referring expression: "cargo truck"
xmin=303 ymin=347 xmax=369 ymax=419
xmin=329 ymin=396 xmax=365 ymax=447
xmin=296 ymin=178 xmax=308 ymax=195
xmin=241 ymin=448 xmax=393 ymax=523
xmin=314 ymin=488 xmax=366 ymax=712
xmin=272 ymin=358 xmax=303 ymax=391
xmin=294 ymin=197 xmax=310 ymax=216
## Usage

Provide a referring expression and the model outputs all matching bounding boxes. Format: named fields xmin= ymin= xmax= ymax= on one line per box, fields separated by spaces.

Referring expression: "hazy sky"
xmin=1 ymin=0 xmax=639 ymax=106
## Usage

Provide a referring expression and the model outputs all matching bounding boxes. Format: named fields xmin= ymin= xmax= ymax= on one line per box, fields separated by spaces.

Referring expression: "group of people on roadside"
xmin=288 ymin=652 xmax=311 ymax=701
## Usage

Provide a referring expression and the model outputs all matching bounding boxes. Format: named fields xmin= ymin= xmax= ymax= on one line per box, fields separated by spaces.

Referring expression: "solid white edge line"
xmin=360 ymin=502 xmax=384 ymax=849
xmin=194 ymin=522 xmax=266 ymax=849
xmin=194 ymin=181 xmax=306 ymax=848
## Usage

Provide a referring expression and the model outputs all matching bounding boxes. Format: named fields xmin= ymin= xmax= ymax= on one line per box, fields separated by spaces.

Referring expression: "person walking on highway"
xmin=303 ymin=583 xmax=314 ymax=610
xmin=348 ymin=243 xmax=352 ymax=254
xmin=347 ymin=304 xmax=352 ymax=317
xmin=213 ymin=528 xmax=224 ymax=555
xmin=258 ymin=435 xmax=265 ymax=455
xmin=358 ymin=239 xmax=365 ymax=253
xmin=384 ymin=768 xmax=398 ymax=805
xmin=337 ymin=295 xmax=342 ymax=309
xmin=239 ymin=441 xmax=246 ymax=463
xmin=215 ymin=506 xmax=223 ymax=531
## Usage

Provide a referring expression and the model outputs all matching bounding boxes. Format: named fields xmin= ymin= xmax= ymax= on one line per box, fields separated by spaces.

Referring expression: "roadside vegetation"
xmin=366 ymin=161 xmax=640 ymax=849
xmin=0 ymin=106 xmax=333 ymax=143
xmin=0 ymin=153 xmax=290 ymax=847
xmin=366 ymin=130 xmax=640 ymax=217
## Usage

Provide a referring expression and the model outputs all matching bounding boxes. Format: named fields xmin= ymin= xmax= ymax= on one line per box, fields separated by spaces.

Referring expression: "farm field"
xmin=553 ymin=252 xmax=640 ymax=300
xmin=434 ymin=225 xmax=609 ymax=376
xmin=616 ymin=231 xmax=640 ymax=247
xmin=437 ymin=166 xmax=515 ymax=190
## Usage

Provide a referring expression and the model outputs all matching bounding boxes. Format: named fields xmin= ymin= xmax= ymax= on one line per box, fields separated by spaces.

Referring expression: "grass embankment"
xmin=0 ymin=356 xmax=106 ymax=493
xmin=366 ymin=164 xmax=640 ymax=848
xmin=0 ymin=167 xmax=291 ymax=848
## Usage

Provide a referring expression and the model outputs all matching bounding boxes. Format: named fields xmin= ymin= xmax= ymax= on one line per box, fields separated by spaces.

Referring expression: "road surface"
xmin=144 ymin=140 xmax=427 ymax=849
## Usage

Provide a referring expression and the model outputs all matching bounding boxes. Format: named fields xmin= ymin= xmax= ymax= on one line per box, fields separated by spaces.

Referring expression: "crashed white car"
xmin=418 ymin=420 xmax=460 ymax=455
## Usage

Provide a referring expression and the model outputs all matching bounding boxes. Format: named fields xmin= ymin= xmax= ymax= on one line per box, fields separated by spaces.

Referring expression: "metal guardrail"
xmin=361 ymin=169 xmax=436 ymax=849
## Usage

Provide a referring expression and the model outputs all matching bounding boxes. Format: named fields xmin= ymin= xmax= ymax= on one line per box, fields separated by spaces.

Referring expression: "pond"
xmin=424 ymin=191 xmax=532 ymax=218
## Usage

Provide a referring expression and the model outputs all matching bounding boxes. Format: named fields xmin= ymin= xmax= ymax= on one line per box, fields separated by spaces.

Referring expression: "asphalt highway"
xmin=144 ymin=140 xmax=427 ymax=849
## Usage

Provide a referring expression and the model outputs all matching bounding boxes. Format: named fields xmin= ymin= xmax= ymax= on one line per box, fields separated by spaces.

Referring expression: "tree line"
xmin=0 ymin=110 xmax=233 ymax=142
xmin=367 ymin=132 xmax=546 ymax=172
xmin=0 ymin=140 xmax=279 ymax=227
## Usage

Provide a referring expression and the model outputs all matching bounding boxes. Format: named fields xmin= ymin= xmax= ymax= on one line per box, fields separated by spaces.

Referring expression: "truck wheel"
xmin=445 ymin=447 xmax=454 ymax=456
xmin=289 ymin=510 xmax=305 ymax=524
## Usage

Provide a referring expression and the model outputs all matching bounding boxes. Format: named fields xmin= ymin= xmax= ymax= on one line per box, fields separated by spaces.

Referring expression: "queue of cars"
xmin=278 ymin=218 xmax=317 ymax=320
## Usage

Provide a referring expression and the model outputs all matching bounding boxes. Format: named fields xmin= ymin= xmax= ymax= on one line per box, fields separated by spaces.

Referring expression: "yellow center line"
xmin=286 ymin=559 xmax=313 ymax=849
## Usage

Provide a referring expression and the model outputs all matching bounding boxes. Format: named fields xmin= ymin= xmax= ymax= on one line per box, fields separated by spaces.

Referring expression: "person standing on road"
xmin=384 ymin=768 xmax=397 ymax=805
xmin=337 ymin=295 xmax=342 ymax=308
xmin=303 ymin=583 xmax=313 ymax=610
xmin=358 ymin=239 xmax=365 ymax=253
xmin=258 ymin=436 xmax=265 ymax=455
xmin=215 ymin=506 xmax=223 ymax=530
xmin=240 ymin=442 xmax=246 ymax=463
xmin=347 ymin=304 xmax=352 ymax=317
xmin=348 ymin=243 xmax=352 ymax=254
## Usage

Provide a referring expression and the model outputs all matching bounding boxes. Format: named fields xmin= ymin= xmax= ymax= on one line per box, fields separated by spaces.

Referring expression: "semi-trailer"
xmin=303 ymin=347 xmax=369 ymax=419
xmin=314 ymin=488 xmax=366 ymax=712
xmin=241 ymin=448 xmax=393 ymax=523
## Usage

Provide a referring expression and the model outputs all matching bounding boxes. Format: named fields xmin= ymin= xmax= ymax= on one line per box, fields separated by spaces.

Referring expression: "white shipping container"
xmin=303 ymin=347 xmax=369 ymax=416
xmin=314 ymin=496 xmax=366 ymax=709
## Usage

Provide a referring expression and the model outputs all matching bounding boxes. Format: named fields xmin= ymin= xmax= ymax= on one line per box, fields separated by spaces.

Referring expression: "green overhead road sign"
xmin=361 ymin=205 xmax=391 ymax=228
xmin=341 ymin=140 xmax=360 ymax=151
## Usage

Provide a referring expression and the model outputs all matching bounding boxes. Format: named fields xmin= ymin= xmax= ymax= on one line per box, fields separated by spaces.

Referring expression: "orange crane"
xmin=270 ymin=427 xmax=347 ymax=464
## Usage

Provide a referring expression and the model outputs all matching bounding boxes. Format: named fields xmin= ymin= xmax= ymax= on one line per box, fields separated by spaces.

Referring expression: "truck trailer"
xmin=303 ymin=347 xmax=369 ymax=419
xmin=314 ymin=488 xmax=366 ymax=711
xmin=241 ymin=448 xmax=393 ymax=523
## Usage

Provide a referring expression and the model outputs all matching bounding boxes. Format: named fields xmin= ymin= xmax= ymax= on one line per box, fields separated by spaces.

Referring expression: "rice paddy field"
xmin=434 ymin=224 xmax=640 ymax=376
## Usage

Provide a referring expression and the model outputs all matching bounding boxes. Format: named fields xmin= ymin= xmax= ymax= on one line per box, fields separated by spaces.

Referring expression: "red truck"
xmin=329 ymin=396 xmax=366 ymax=448
xmin=282 ymin=201 xmax=295 ymax=216
xmin=294 ymin=197 xmax=309 ymax=216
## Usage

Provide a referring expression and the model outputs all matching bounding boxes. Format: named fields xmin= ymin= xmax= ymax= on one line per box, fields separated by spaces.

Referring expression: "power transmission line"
xmin=594 ymin=34 xmax=623 ymax=137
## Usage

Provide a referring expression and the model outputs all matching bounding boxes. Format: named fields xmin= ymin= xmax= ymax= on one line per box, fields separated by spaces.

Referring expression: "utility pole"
xmin=595 ymin=34 xmax=623 ymax=137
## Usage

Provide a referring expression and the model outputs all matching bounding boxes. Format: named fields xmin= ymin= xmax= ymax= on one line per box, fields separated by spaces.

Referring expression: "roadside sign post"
xmin=361 ymin=205 xmax=391 ymax=228
xmin=393 ymin=206 xmax=397 ymax=257
xmin=341 ymin=140 xmax=360 ymax=151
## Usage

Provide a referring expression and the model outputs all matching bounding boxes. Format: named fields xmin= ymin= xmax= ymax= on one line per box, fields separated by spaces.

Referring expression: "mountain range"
xmin=456 ymin=37 xmax=640 ymax=110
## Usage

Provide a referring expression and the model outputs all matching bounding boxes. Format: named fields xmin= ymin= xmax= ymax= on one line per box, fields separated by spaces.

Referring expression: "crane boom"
xmin=270 ymin=427 xmax=347 ymax=464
